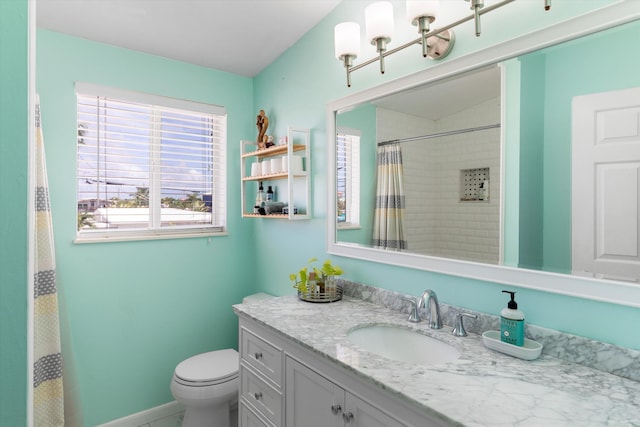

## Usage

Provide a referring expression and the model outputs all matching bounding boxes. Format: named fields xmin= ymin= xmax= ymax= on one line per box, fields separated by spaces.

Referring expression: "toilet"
xmin=171 ymin=349 xmax=239 ymax=427
xmin=170 ymin=293 xmax=273 ymax=427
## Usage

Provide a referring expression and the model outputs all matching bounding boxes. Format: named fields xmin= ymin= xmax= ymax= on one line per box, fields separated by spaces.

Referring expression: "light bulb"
xmin=407 ymin=0 xmax=439 ymax=26
xmin=334 ymin=22 xmax=361 ymax=60
xmin=365 ymin=1 xmax=394 ymax=44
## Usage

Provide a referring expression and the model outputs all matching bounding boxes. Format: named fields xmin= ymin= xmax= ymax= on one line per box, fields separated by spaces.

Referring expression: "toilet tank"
xmin=242 ymin=293 xmax=274 ymax=304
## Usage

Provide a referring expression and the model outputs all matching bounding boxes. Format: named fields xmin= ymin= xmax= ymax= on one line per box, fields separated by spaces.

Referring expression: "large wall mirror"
xmin=327 ymin=2 xmax=640 ymax=308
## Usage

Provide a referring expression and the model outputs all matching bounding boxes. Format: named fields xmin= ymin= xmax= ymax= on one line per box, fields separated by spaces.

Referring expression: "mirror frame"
xmin=327 ymin=1 xmax=640 ymax=308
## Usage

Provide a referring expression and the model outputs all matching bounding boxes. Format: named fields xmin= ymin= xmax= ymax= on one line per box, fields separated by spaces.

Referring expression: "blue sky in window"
xmin=77 ymin=98 xmax=214 ymax=204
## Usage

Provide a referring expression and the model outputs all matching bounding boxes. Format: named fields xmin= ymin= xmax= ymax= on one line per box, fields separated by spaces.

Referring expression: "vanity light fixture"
xmin=334 ymin=22 xmax=361 ymax=88
xmin=407 ymin=0 xmax=443 ymax=58
xmin=365 ymin=1 xmax=395 ymax=75
xmin=335 ymin=0 xmax=552 ymax=87
xmin=467 ymin=0 xmax=485 ymax=37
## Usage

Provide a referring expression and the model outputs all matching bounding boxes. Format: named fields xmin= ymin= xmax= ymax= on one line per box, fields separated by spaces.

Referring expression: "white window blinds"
xmin=336 ymin=129 xmax=360 ymax=227
xmin=75 ymin=83 xmax=227 ymax=241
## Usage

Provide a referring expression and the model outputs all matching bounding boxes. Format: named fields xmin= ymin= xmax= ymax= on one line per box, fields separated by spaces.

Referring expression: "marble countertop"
xmin=234 ymin=295 xmax=640 ymax=426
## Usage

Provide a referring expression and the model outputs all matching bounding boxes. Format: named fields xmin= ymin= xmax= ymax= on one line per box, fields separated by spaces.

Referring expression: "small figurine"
xmin=256 ymin=110 xmax=269 ymax=149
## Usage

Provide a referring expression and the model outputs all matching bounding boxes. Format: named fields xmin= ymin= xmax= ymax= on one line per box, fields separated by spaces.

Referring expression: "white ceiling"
xmin=36 ymin=0 xmax=342 ymax=77
xmin=373 ymin=65 xmax=501 ymax=119
xmin=36 ymin=0 xmax=498 ymax=117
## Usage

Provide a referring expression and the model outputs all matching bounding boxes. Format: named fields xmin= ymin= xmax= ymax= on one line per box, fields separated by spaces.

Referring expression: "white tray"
xmin=482 ymin=330 xmax=543 ymax=360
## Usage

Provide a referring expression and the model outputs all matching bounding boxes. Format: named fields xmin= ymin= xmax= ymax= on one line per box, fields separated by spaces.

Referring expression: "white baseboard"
xmin=96 ymin=401 xmax=184 ymax=427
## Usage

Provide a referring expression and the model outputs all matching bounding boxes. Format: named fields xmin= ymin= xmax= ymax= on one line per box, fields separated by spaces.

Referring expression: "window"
xmin=336 ymin=128 xmax=360 ymax=228
xmin=75 ymin=83 xmax=227 ymax=242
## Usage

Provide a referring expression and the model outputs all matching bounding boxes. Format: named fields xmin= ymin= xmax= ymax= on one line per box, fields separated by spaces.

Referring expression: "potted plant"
xmin=290 ymin=258 xmax=343 ymax=301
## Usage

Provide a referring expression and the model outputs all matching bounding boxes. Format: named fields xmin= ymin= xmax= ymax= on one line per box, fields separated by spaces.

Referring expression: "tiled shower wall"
xmin=377 ymin=96 xmax=501 ymax=263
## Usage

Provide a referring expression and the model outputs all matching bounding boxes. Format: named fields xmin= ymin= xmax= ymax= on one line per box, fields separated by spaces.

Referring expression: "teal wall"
xmin=3 ymin=0 xmax=638 ymax=425
xmin=253 ymin=0 xmax=640 ymax=355
xmin=541 ymin=22 xmax=640 ymax=272
xmin=502 ymin=58 xmax=521 ymax=268
xmin=516 ymin=20 xmax=640 ymax=273
xmin=0 ymin=0 xmax=29 ymax=425
xmin=36 ymin=30 xmax=256 ymax=425
xmin=336 ymin=103 xmax=376 ymax=246
xmin=517 ymin=54 xmax=546 ymax=271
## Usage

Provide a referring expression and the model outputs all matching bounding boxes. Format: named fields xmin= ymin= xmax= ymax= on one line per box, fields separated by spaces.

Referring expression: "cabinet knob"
xmin=254 ymin=392 xmax=263 ymax=401
xmin=254 ymin=352 xmax=263 ymax=360
xmin=342 ymin=412 xmax=354 ymax=423
xmin=331 ymin=404 xmax=342 ymax=415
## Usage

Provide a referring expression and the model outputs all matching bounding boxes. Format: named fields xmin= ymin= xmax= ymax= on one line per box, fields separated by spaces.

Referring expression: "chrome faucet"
xmin=418 ymin=289 xmax=442 ymax=329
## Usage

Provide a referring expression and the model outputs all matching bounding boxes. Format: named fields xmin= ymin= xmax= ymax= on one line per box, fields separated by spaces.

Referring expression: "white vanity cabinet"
xmin=286 ymin=356 xmax=406 ymax=427
xmin=239 ymin=327 xmax=283 ymax=427
xmin=238 ymin=316 xmax=450 ymax=427
xmin=239 ymin=402 xmax=274 ymax=427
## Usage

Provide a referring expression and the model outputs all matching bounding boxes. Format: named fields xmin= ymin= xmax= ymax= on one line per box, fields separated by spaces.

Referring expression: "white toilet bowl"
xmin=171 ymin=294 xmax=273 ymax=426
xmin=170 ymin=349 xmax=239 ymax=427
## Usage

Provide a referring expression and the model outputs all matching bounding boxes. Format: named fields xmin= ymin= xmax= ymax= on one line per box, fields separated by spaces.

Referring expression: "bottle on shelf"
xmin=256 ymin=181 xmax=265 ymax=208
xmin=267 ymin=186 xmax=274 ymax=202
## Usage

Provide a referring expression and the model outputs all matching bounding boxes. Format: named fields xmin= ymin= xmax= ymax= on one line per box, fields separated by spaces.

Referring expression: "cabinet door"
xmin=285 ymin=356 xmax=343 ymax=427
xmin=344 ymin=393 xmax=408 ymax=427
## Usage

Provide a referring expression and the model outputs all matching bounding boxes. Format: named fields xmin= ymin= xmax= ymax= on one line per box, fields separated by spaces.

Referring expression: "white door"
xmin=572 ymin=87 xmax=640 ymax=282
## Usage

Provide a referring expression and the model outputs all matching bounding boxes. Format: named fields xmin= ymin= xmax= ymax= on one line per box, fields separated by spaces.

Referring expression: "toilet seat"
xmin=174 ymin=349 xmax=239 ymax=387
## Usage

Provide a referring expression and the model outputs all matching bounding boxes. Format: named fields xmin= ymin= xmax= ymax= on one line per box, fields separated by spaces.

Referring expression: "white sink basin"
xmin=347 ymin=324 xmax=461 ymax=365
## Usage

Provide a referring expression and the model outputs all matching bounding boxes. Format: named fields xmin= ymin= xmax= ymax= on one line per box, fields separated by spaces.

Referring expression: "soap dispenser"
xmin=500 ymin=290 xmax=524 ymax=346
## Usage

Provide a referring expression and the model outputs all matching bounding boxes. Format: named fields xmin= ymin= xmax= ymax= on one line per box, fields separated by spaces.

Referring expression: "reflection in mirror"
xmin=336 ymin=128 xmax=361 ymax=229
xmin=337 ymin=66 xmax=501 ymax=264
xmin=331 ymin=17 xmax=640 ymax=285
xmin=508 ymin=20 xmax=640 ymax=280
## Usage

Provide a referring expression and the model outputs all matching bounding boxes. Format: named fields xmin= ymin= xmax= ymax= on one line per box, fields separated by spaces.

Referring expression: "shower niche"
xmin=460 ymin=167 xmax=490 ymax=202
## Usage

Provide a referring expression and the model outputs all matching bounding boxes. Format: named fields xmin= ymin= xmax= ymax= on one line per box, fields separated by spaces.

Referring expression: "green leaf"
xmin=289 ymin=257 xmax=343 ymax=291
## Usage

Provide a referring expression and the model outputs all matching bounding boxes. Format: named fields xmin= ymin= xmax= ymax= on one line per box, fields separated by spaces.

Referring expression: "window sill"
xmin=337 ymin=224 xmax=361 ymax=231
xmin=74 ymin=228 xmax=227 ymax=244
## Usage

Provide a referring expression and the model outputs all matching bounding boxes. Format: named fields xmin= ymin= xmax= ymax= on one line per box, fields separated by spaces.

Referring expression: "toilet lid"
xmin=175 ymin=349 xmax=239 ymax=383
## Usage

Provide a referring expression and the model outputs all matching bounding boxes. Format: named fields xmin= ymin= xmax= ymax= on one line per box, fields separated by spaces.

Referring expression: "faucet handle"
xmin=401 ymin=297 xmax=421 ymax=323
xmin=452 ymin=312 xmax=478 ymax=337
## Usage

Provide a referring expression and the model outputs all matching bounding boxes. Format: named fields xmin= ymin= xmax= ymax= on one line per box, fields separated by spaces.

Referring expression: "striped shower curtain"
xmin=371 ymin=144 xmax=408 ymax=250
xmin=33 ymin=97 xmax=65 ymax=426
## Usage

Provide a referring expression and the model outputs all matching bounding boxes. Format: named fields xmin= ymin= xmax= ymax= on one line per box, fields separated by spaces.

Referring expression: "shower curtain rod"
xmin=377 ymin=123 xmax=501 ymax=146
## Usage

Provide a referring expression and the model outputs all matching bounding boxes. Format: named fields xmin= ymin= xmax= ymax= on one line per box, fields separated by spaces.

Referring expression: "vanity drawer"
xmin=241 ymin=326 xmax=282 ymax=386
xmin=241 ymin=364 xmax=282 ymax=426
xmin=239 ymin=400 xmax=276 ymax=427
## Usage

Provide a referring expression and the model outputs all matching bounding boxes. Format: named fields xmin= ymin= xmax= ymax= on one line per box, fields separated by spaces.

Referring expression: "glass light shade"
xmin=365 ymin=1 xmax=394 ymax=43
xmin=334 ymin=22 xmax=361 ymax=60
xmin=406 ymin=0 xmax=439 ymax=24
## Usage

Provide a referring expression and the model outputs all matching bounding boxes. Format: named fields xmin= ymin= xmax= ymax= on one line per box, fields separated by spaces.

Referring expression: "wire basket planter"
xmin=297 ymin=285 xmax=342 ymax=303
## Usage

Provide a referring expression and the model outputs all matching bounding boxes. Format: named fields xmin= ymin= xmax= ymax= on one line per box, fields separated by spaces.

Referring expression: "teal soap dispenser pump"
xmin=500 ymin=290 xmax=525 ymax=346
